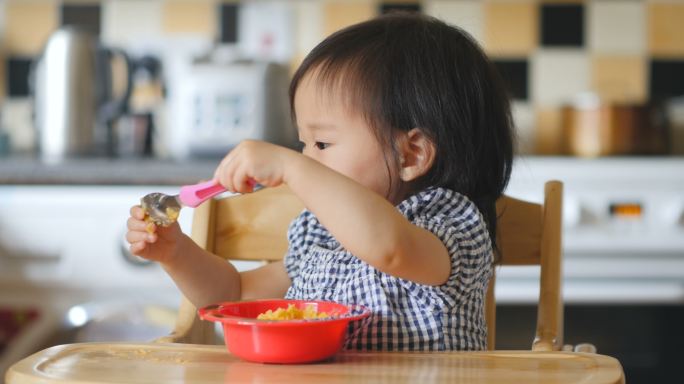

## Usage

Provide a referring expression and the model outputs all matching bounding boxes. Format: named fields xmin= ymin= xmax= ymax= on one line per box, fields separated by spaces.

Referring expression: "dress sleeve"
xmin=413 ymin=215 xmax=493 ymax=307
xmin=397 ymin=189 xmax=494 ymax=308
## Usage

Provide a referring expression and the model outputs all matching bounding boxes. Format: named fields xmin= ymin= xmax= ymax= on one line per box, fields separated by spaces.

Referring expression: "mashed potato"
xmin=257 ymin=304 xmax=330 ymax=320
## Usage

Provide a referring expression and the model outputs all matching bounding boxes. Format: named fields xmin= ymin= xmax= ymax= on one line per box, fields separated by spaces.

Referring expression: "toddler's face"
xmin=294 ymin=74 xmax=401 ymax=202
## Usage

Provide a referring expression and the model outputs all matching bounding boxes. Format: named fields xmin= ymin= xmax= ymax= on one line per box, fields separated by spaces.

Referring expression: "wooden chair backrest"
xmin=155 ymin=186 xmax=304 ymax=344
xmin=159 ymin=182 xmax=563 ymax=352
xmin=487 ymin=180 xmax=564 ymax=351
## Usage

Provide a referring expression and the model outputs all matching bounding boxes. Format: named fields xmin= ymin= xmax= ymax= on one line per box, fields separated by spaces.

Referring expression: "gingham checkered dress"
xmin=283 ymin=187 xmax=493 ymax=351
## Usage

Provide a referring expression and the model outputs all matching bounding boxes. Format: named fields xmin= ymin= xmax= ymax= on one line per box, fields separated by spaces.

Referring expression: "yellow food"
xmin=142 ymin=206 xmax=179 ymax=230
xmin=257 ymin=304 xmax=329 ymax=320
xmin=143 ymin=215 xmax=156 ymax=233
xmin=143 ymin=216 xmax=153 ymax=230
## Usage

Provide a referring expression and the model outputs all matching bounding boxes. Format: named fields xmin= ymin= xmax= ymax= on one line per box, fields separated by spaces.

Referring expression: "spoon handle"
xmin=178 ymin=180 xmax=227 ymax=208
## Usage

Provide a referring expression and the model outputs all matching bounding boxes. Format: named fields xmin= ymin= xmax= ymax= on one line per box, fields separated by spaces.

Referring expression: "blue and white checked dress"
xmin=283 ymin=187 xmax=493 ymax=351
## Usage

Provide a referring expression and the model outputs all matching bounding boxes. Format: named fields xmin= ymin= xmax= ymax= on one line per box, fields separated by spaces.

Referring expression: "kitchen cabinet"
xmin=0 ymin=183 xmax=188 ymax=381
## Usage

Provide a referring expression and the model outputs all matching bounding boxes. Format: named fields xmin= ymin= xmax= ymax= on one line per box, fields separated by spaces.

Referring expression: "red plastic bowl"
xmin=198 ymin=299 xmax=370 ymax=364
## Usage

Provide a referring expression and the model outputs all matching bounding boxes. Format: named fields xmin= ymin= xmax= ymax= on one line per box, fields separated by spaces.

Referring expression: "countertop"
xmin=1 ymin=154 xmax=683 ymax=186
xmin=0 ymin=155 xmax=219 ymax=185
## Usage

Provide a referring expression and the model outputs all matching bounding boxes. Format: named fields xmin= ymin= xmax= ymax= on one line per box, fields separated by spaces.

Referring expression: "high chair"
xmin=159 ymin=181 xmax=579 ymax=352
xmin=7 ymin=182 xmax=624 ymax=384
xmin=155 ymin=185 xmax=304 ymax=345
xmin=488 ymin=180 xmax=564 ymax=351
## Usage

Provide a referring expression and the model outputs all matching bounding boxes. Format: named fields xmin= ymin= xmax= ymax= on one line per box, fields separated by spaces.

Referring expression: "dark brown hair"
xmin=289 ymin=12 xmax=514 ymax=243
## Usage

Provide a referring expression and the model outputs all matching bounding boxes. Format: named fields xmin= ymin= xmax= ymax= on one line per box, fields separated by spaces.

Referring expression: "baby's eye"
xmin=314 ymin=142 xmax=330 ymax=150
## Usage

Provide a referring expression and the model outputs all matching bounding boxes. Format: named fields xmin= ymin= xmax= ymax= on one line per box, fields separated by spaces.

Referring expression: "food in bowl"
xmin=257 ymin=303 xmax=330 ymax=320
xmin=198 ymin=299 xmax=370 ymax=364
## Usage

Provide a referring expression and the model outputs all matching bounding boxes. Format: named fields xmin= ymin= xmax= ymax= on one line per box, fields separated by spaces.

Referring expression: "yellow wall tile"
xmin=648 ymin=3 xmax=684 ymax=57
xmin=324 ymin=1 xmax=376 ymax=36
xmin=162 ymin=0 xmax=217 ymax=39
xmin=425 ymin=1 xmax=484 ymax=44
xmin=484 ymin=1 xmax=537 ymax=56
xmin=591 ymin=56 xmax=646 ymax=104
xmin=4 ymin=0 xmax=58 ymax=55
xmin=535 ymin=107 xmax=563 ymax=155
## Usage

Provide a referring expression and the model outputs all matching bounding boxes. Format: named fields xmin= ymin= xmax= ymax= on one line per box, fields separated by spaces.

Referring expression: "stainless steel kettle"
xmin=31 ymin=27 xmax=132 ymax=162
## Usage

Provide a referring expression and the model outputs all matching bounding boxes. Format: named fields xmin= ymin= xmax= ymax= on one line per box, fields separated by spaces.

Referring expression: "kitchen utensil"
xmin=31 ymin=26 xmax=132 ymax=162
xmin=140 ymin=180 xmax=227 ymax=226
xmin=198 ymin=299 xmax=371 ymax=363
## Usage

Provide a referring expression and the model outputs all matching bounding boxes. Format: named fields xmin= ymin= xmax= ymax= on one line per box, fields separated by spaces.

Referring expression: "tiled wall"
xmin=1 ymin=0 xmax=684 ymax=155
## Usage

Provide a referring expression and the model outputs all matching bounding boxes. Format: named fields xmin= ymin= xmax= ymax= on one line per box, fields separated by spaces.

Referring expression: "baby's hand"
xmin=126 ymin=205 xmax=183 ymax=264
xmin=214 ymin=140 xmax=298 ymax=193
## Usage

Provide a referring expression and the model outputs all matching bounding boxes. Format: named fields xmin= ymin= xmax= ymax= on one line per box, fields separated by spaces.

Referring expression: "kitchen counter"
xmin=2 ymin=155 xmax=683 ymax=186
xmin=0 ymin=156 xmax=218 ymax=185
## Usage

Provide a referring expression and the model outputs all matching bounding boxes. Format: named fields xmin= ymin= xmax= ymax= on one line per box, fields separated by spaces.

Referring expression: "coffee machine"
xmin=31 ymin=27 xmax=132 ymax=162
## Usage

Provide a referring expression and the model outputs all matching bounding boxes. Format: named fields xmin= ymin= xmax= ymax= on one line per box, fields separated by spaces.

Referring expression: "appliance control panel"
xmin=507 ymin=158 xmax=684 ymax=255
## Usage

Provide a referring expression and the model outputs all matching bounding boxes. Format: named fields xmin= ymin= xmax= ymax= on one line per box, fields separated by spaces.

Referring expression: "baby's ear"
xmin=398 ymin=128 xmax=435 ymax=182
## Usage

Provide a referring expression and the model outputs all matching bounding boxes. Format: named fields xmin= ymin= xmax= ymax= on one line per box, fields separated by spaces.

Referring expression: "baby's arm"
xmin=126 ymin=205 xmax=290 ymax=308
xmin=212 ymin=140 xmax=451 ymax=286
xmin=161 ymin=242 xmax=290 ymax=307
xmin=285 ymin=156 xmax=452 ymax=286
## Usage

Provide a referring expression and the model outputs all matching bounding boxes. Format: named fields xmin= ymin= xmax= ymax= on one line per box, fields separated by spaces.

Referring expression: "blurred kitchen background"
xmin=1 ymin=0 xmax=684 ymax=157
xmin=0 ymin=1 xmax=683 ymax=383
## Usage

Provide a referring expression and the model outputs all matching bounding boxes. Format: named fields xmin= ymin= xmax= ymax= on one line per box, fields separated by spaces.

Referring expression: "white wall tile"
xmin=239 ymin=1 xmax=294 ymax=63
xmin=1 ymin=99 xmax=34 ymax=151
xmin=588 ymin=1 xmax=645 ymax=54
xmin=424 ymin=0 xmax=484 ymax=45
xmin=101 ymin=0 xmax=163 ymax=47
xmin=293 ymin=0 xmax=323 ymax=58
xmin=512 ymin=101 xmax=536 ymax=155
xmin=532 ymin=50 xmax=590 ymax=106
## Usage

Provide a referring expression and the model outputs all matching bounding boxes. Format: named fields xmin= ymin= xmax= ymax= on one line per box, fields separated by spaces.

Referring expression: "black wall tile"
xmin=380 ymin=3 xmax=421 ymax=14
xmin=493 ymin=59 xmax=529 ymax=101
xmin=7 ymin=57 xmax=33 ymax=98
xmin=541 ymin=3 xmax=584 ymax=47
xmin=61 ymin=4 xmax=101 ymax=36
xmin=220 ymin=3 xmax=239 ymax=44
xmin=649 ymin=60 xmax=684 ymax=101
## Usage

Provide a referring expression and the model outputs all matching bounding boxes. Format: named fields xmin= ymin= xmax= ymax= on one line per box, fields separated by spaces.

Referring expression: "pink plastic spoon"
xmin=140 ymin=180 xmax=229 ymax=226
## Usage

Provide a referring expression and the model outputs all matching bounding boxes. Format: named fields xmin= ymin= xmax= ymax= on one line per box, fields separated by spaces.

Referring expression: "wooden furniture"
xmin=6 ymin=342 xmax=625 ymax=384
xmin=6 ymin=182 xmax=624 ymax=384
xmin=161 ymin=182 xmax=567 ymax=351
xmin=156 ymin=185 xmax=304 ymax=345
xmin=487 ymin=180 xmax=564 ymax=351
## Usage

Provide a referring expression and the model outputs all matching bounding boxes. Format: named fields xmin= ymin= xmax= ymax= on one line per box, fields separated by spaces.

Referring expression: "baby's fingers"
xmin=129 ymin=241 xmax=147 ymax=255
xmin=127 ymin=216 xmax=155 ymax=233
xmin=126 ymin=229 xmax=156 ymax=245
xmin=130 ymin=205 xmax=147 ymax=220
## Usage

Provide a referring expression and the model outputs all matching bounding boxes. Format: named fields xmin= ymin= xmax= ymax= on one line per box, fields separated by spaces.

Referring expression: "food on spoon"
xmin=257 ymin=304 xmax=330 ymax=320
xmin=144 ymin=217 xmax=155 ymax=234
xmin=164 ymin=206 xmax=180 ymax=222
xmin=141 ymin=200 xmax=180 ymax=229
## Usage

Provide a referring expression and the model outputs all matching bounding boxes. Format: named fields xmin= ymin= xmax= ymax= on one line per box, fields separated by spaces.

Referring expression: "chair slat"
xmin=213 ymin=186 xmax=304 ymax=262
xmin=495 ymin=196 xmax=543 ymax=266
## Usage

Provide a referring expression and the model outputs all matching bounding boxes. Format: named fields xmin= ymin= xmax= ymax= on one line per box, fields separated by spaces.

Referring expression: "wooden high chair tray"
xmin=6 ymin=342 xmax=624 ymax=384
